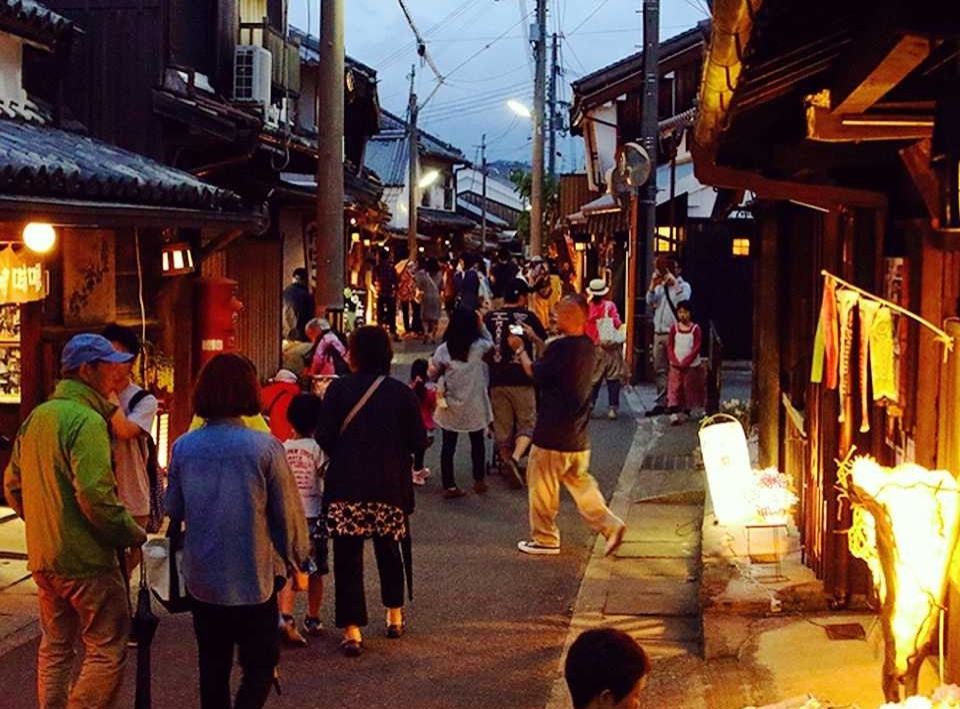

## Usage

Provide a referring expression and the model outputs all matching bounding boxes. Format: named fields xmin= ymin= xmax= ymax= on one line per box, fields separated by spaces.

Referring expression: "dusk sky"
xmin=288 ymin=1 xmax=709 ymax=170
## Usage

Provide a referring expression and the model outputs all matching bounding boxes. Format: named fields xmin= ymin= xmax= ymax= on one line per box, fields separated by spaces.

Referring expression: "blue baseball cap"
xmin=61 ymin=333 xmax=134 ymax=372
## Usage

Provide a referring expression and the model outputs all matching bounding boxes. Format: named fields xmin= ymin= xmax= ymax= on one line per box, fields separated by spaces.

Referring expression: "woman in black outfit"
xmin=317 ymin=326 xmax=428 ymax=656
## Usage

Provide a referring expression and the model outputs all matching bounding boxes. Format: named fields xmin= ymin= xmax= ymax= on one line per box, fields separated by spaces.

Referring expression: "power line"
xmin=442 ymin=7 xmax=536 ymax=82
xmin=566 ymin=0 xmax=613 ymax=37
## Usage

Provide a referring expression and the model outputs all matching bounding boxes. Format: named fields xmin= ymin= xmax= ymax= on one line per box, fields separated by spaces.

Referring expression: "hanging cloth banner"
xmin=870 ymin=306 xmax=898 ymax=404
xmin=836 ymin=290 xmax=860 ymax=423
xmin=810 ymin=276 xmax=839 ymax=388
xmin=857 ymin=299 xmax=880 ymax=433
xmin=0 ymin=246 xmax=45 ymax=304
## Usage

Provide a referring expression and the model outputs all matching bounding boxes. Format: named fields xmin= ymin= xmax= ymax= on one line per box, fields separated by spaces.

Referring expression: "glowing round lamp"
xmin=23 ymin=222 xmax=56 ymax=253
xmin=418 ymin=170 xmax=440 ymax=189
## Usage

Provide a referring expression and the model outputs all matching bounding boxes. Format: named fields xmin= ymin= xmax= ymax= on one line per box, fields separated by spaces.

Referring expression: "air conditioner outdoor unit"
xmin=234 ymin=45 xmax=272 ymax=107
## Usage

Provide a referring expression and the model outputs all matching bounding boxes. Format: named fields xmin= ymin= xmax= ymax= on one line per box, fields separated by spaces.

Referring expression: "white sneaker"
xmin=517 ymin=540 xmax=560 ymax=556
xmin=420 ymin=467 xmax=432 ymax=479
xmin=412 ymin=469 xmax=427 ymax=486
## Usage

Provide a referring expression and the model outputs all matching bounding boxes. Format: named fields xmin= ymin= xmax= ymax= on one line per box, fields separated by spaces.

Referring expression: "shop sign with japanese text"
xmin=0 ymin=246 xmax=46 ymax=304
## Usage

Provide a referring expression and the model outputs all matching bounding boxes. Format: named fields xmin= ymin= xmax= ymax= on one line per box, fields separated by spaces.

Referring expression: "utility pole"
xmin=530 ymin=0 xmax=546 ymax=256
xmin=547 ymin=32 xmax=559 ymax=178
xmin=480 ymin=133 xmax=488 ymax=245
xmin=315 ymin=0 xmax=345 ymax=317
xmin=636 ymin=0 xmax=660 ymax=379
xmin=407 ymin=64 xmax=419 ymax=262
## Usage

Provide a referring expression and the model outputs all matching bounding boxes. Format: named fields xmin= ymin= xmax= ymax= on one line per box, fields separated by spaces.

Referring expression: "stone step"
xmin=623 ymin=503 xmax=702 ymax=542
xmin=612 ymin=556 xmax=699 ymax=581
xmin=605 ymin=578 xmax=700 ymax=617
xmin=616 ymin=539 xmax=700 ymax=559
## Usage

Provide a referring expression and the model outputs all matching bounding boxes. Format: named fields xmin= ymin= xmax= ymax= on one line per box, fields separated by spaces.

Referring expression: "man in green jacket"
xmin=5 ymin=333 xmax=147 ymax=709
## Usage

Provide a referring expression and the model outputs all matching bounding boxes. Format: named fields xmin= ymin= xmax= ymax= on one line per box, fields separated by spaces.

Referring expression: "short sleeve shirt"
xmin=283 ymin=438 xmax=327 ymax=518
xmin=112 ymin=383 xmax=158 ymax=517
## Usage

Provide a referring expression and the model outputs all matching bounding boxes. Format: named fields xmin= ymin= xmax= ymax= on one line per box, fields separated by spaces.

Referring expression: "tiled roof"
xmin=379 ymin=109 xmax=466 ymax=164
xmin=364 ymin=136 xmax=408 ymax=188
xmin=0 ymin=98 xmax=50 ymax=125
xmin=289 ymin=26 xmax=377 ymax=80
xmin=0 ymin=120 xmax=243 ymax=210
xmin=0 ymin=0 xmax=72 ymax=44
xmin=571 ymin=23 xmax=708 ymax=97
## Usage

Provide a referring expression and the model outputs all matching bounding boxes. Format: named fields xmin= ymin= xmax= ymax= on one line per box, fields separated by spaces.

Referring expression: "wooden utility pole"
xmin=635 ymin=0 xmax=659 ymax=380
xmin=547 ymin=32 xmax=559 ymax=178
xmin=480 ymin=133 xmax=488 ymax=245
xmin=407 ymin=65 xmax=419 ymax=262
xmin=530 ymin=0 xmax=546 ymax=256
xmin=314 ymin=0 xmax=345 ymax=316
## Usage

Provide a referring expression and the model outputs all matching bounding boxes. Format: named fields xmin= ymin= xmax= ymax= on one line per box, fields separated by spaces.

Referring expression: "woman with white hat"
xmin=584 ymin=278 xmax=627 ymax=420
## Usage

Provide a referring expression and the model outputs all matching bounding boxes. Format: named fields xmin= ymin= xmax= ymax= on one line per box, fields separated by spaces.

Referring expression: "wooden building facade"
xmin=695 ymin=0 xmax=960 ymax=676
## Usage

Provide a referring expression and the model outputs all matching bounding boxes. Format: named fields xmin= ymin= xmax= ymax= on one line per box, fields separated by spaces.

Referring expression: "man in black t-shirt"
xmin=484 ymin=279 xmax=547 ymax=488
xmin=508 ymin=295 xmax=626 ymax=556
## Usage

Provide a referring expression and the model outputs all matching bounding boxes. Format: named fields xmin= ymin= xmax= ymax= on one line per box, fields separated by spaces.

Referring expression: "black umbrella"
xmin=133 ymin=565 xmax=160 ymax=709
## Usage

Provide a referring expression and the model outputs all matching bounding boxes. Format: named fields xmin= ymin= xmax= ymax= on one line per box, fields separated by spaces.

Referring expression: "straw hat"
xmin=586 ymin=278 xmax=610 ymax=297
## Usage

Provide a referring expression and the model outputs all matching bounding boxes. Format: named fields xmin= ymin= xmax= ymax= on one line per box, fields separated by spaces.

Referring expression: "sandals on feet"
xmin=339 ymin=638 xmax=363 ymax=657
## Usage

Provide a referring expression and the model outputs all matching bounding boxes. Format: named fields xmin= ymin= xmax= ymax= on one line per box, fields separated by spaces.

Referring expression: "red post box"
xmin=194 ymin=277 xmax=243 ymax=368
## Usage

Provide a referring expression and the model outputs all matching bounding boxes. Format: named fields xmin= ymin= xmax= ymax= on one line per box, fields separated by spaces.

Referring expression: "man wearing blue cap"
xmin=4 ymin=333 xmax=147 ymax=708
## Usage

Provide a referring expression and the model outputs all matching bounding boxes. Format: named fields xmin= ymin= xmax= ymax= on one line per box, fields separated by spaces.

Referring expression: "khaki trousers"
xmin=34 ymin=568 xmax=130 ymax=709
xmin=526 ymin=445 xmax=624 ymax=547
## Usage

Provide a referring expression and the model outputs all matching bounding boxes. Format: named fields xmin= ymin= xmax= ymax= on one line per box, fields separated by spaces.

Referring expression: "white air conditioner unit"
xmin=233 ymin=45 xmax=272 ymax=107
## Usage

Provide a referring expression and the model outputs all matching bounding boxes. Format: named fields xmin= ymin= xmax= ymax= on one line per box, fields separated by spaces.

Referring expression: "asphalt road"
xmin=0 ymin=372 xmax=636 ymax=709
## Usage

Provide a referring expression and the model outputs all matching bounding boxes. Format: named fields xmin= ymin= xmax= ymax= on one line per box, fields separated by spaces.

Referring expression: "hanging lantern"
xmin=160 ymin=242 xmax=195 ymax=276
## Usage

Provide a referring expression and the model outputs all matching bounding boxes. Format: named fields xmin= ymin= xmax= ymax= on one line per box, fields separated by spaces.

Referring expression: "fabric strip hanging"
xmin=810 ymin=276 xmax=839 ymax=389
xmin=871 ymin=306 xmax=898 ymax=403
xmin=836 ymin=290 xmax=860 ymax=423
xmin=857 ymin=299 xmax=880 ymax=433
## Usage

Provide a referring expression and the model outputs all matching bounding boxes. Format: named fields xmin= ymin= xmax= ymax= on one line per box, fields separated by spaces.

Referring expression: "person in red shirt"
xmin=260 ymin=369 xmax=301 ymax=440
xmin=667 ymin=301 xmax=706 ymax=425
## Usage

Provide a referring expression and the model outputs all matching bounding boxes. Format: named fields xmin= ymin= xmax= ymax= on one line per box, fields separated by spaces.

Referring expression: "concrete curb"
xmin=543 ymin=414 xmax=662 ymax=709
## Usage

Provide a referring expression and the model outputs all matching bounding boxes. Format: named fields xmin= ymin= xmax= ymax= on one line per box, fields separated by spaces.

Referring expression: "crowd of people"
xmin=2 ymin=245 xmax=710 ymax=708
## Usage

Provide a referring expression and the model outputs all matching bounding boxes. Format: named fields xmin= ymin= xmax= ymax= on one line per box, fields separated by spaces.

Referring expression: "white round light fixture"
xmin=23 ymin=222 xmax=56 ymax=253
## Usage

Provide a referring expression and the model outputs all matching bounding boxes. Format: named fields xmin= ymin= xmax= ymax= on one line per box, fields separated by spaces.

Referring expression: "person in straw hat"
xmin=584 ymin=278 xmax=628 ymax=420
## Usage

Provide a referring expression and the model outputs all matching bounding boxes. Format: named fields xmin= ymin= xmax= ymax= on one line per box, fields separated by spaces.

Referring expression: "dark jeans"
xmin=191 ymin=594 xmax=279 ymax=709
xmin=591 ymin=378 xmax=622 ymax=410
xmin=332 ymin=534 xmax=405 ymax=628
xmin=400 ymin=300 xmax=422 ymax=334
xmin=377 ymin=295 xmax=397 ymax=334
xmin=440 ymin=428 xmax=486 ymax=489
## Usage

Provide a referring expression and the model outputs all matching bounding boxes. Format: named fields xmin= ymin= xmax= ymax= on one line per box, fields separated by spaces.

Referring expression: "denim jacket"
xmin=165 ymin=419 xmax=309 ymax=605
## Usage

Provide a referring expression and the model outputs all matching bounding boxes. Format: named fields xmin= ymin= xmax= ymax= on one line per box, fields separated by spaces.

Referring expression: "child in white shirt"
xmin=279 ymin=394 xmax=328 ymax=645
xmin=667 ymin=300 xmax=706 ymax=425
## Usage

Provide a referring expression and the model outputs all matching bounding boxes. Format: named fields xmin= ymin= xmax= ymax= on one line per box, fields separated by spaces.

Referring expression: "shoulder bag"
xmin=597 ymin=301 xmax=626 ymax=345
xmin=339 ymin=375 xmax=386 ymax=435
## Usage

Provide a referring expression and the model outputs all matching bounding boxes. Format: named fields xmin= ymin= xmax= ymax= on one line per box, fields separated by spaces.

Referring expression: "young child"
xmin=279 ymin=394 xmax=328 ymax=646
xmin=667 ymin=300 xmax=706 ymax=425
xmin=409 ymin=358 xmax=436 ymax=486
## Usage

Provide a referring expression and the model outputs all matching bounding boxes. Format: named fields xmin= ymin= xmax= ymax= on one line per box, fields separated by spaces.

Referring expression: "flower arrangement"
xmin=749 ymin=467 xmax=798 ymax=522
xmin=878 ymin=685 xmax=960 ymax=708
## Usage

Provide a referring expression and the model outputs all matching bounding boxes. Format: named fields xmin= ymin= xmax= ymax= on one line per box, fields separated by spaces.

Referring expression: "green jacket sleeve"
xmin=71 ymin=415 xmax=146 ymax=549
xmin=3 ymin=432 xmax=23 ymax=518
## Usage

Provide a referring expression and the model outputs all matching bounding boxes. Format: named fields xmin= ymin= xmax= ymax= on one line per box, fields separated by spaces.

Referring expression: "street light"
xmin=418 ymin=169 xmax=440 ymax=189
xmin=507 ymin=99 xmax=532 ymax=118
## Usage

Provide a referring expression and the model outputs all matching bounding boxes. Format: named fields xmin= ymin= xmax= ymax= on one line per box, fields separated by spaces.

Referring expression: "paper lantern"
xmin=698 ymin=415 xmax=756 ymax=524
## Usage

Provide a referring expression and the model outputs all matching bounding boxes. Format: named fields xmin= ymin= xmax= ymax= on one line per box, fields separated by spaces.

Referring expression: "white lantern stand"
xmin=698 ymin=413 xmax=756 ymax=525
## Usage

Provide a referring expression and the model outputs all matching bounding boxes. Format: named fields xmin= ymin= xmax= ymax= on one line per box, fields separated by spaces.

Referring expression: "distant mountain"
xmin=486 ymin=159 xmax=530 ymax=181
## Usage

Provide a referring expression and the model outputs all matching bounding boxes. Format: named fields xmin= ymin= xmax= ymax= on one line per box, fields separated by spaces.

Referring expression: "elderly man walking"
xmin=4 ymin=334 xmax=147 ymax=709
xmin=508 ymin=295 xmax=626 ymax=556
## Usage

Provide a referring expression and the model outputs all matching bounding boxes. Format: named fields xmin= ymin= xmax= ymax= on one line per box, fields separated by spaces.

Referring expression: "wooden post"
xmin=754 ymin=205 xmax=781 ymax=469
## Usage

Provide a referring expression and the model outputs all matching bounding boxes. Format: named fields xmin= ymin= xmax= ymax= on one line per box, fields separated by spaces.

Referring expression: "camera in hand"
xmin=508 ymin=324 xmax=525 ymax=336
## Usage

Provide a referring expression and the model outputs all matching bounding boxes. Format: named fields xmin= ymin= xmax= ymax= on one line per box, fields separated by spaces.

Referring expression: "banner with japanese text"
xmin=0 ymin=246 xmax=45 ymax=304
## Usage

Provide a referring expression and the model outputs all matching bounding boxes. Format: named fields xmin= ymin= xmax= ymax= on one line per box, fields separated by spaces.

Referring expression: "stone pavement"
xmin=543 ymin=375 xmax=944 ymax=709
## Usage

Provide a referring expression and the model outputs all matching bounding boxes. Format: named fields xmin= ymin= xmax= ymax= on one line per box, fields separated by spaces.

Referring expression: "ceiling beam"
xmin=898 ymin=139 xmax=940 ymax=220
xmin=806 ymin=105 xmax=933 ymax=142
xmin=832 ymin=31 xmax=933 ymax=115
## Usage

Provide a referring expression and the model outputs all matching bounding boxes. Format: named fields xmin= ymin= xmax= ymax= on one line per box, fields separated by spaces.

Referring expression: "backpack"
xmin=127 ymin=389 xmax=164 ymax=533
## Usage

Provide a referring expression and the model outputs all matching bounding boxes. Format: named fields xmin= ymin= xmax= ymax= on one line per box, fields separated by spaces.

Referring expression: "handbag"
xmin=597 ymin=302 xmax=626 ymax=345
xmin=144 ymin=517 xmax=192 ymax=613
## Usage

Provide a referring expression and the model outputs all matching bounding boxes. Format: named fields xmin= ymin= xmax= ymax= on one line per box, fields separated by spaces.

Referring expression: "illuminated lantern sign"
xmin=698 ymin=414 xmax=756 ymax=524
xmin=0 ymin=246 xmax=45 ymax=304
xmin=843 ymin=457 xmax=960 ymax=702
